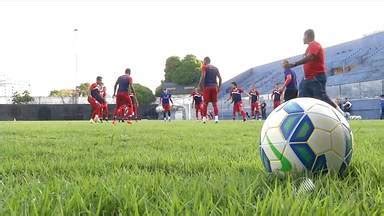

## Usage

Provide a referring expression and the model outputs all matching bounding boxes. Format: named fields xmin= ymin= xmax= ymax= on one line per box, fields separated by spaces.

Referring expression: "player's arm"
xmin=198 ymin=65 xmax=206 ymax=90
xmin=290 ymin=44 xmax=319 ymax=68
xmin=289 ymin=55 xmax=315 ymax=68
xmin=217 ymin=70 xmax=222 ymax=91
xmin=129 ymin=84 xmax=138 ymax=104
xmin=113 ymin=79 xmax=119 ymax=97
xmin=281 ymin=74 xmax=292 ymax=92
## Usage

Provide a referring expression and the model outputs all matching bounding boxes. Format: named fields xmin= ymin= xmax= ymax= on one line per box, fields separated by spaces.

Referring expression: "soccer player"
xmin=160 ymin=88 xmax=173 ymax=122
xmin=227 ymin=82 xmax=246 ymax=121
xmin=271 ymin=84 xmax=282 ymax=109
xmin=260 ymin=99 xmax=267 ymax=120
xmin=99 ymin=82 xmax=109 ymax=121
xmin=198 ymin=56 xmax=222 ymax=123
xmin=130 ymin=92 xmax=139 ymax=120
xmin=248 ymin=85 xmax=260 ymax=119
xmin=280 ymin=60 xmax=298 ymax=102
xmin=288 ymin=29 xmax=341 ymax=112
xmin=88 ymin=76 xmax=104 ymax=123
xmin=191 ymin=88 xmax=204 ymax=120
xmin=112 ymin=68 xmax=136 ymax=124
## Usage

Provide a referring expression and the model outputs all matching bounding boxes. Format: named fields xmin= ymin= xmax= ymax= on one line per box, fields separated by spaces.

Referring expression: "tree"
xmin=163 ymin=54 xmax=201 ymax=85
xmin=49 ymin=89 xmax=75 ymax=97
xmin=164 ymin=56 xmax=181 ymax=82
xmin=133 ymin=83 xmax=156 ymax=106
xmin=12 ymin=90 xmax=34 ymax=104
xmin=174 ymin=55 xmax=201 ymax=85
xmin=77 ymin=83 xmax=90 ymax=97
xmin=49 ymin=82 xmax=89 ymax=97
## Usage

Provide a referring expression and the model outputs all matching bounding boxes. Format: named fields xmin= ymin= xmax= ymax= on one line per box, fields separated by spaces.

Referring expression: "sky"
xmin=0 ymin=0 xmax=383 ymax=96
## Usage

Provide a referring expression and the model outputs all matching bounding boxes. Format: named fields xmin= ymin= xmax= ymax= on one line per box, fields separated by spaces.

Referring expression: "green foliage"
xmin=49 ymin=83 xmax=89 ymax=97
xmin=0 ymin=121 xmax=382 ymax=214
xmin=77 ymin=83 xmax=90 ymax=97
xmin=164 ymin=55 xmax=201 ymax=85
xmin=132 ymin=83 xmax=155 ymax=106
xmin=49 ymin=89 xmax=74 ymax=97
xmin=11 ymin=90 xmax=34 ymax=104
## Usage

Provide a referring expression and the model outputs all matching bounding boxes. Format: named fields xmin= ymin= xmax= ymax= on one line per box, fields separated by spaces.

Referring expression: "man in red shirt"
xmin=198 ymin=57 xmax=222 ymax=123
xmin=248 ymin=85 xmax=260 ymax=119
xmin=288 ymin=29 xmax=338 ymax=108
xmin=88 ymin=76 xmax=104 ymax=123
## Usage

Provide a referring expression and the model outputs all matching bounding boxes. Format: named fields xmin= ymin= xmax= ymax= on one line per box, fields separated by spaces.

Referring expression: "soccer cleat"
xmin=89 ymin=118 xmax=95 ymax=124
xmin=214 ymin=115 xmax=219 ymax=123
xmin=202 ymin=116 xmax=207 ymax=124
xmin=243 ymin=118 xmax=247 ymax=122
xmin=94 ymin=115 xmax=101 ymax=123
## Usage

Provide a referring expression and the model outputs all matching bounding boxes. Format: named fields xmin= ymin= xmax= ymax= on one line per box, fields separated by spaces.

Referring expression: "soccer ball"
xmin=155 ymin=105 xmax=164 ymax=113
xmin=260 ymin=98 xmax=353 ymax=174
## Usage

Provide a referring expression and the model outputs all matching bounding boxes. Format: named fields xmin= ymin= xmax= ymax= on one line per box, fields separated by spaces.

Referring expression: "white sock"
xmin=215 ymin=115 xmax=219 ymax=122
xmin=202 ymin=116 xmax=207 ymax=122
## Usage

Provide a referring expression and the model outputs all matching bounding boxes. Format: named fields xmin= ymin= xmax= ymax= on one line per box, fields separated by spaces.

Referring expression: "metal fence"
xmin=327 ymin=79 xmax=383 ymax=99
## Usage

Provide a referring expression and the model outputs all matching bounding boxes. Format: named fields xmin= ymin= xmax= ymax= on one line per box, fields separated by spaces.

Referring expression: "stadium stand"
xmin=219 ymin=32 xmax=384 ymax=119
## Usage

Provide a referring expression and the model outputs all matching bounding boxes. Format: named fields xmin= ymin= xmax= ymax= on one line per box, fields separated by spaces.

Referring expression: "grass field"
xmin=0 ymin=120 xmax=383 ymax=215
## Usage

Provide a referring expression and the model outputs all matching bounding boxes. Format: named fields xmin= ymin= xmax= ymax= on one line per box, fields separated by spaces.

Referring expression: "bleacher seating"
xmin=219 ymin=32 xmax=384 ymax=99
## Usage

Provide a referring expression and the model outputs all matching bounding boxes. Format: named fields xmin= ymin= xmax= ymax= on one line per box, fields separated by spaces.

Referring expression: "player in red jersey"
xmin=198 ymin=57 xmax=222 ymax=123
xmin=130 ymin=92 xmax=139 ymax=120
xmin=112 ymin=68 xmax=136 ymax=124
xmin=271 ymin=84 xmax=282 ymax=109
xmin=191 ymin=88 xmax=204 ymax=120
xmin=99 ymin=82 xmax=109 ymax=121
xmin=227 ymin=82 xmax=246 ymax=122
xmin=88 ymin=76 xmax=104 ymax=123
xmin=248 ymin=85 xmax=260 ymax=119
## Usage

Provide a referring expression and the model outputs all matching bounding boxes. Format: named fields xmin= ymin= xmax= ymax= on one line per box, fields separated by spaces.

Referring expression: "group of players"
xmin=87 ymin=68 xmax=139 ymax=124
xmin=89 ymin=29 xmax=344 ymax=123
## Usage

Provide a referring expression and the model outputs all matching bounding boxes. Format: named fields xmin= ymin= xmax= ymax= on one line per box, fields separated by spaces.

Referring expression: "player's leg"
xmin=298 ymin=79 xmax=312 ymax=98
xmin=239 ymin=102 xmax=246 ymax=121
xmin=202 ymin=88 xmax=211 ymax=123
xmin=251 ymin=103 xmax=255 ymax=119
xmin=211 ymin=87 xmax=219 ymax=123
xmin=313 ymin=74 xmax=337 ymax=108
xmin=255 ymin=102 xmax=260 ymax=119
xmin=232 ymin=103 xmax=236 ymax=120
xmin=104 ymin=103 xmax=109 ymax=121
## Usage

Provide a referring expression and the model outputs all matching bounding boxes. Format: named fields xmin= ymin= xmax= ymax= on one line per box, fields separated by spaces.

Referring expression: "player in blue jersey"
xmin=160 ymin=88 xmax=173 ymax=122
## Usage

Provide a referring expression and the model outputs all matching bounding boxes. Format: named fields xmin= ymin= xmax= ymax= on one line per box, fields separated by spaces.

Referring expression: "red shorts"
xmin=88 ymin=96 xmax=100 ymax=109
xmin=273 ymin=100 xmax=281 ymax=109
xmin=116 ymin=92 xmax=132 ymax=108
xmin=251 ymin=102 xmax=259 ymax=112
xmin=233 ymin=101 xmax=244 ymax=113
xmin=203 ymin=86 xmax=218 ymax=103
xmin=162 ymin=104 xmax=171 ymax=112
xmin=195 ymin=103 xmax=203 ymax=111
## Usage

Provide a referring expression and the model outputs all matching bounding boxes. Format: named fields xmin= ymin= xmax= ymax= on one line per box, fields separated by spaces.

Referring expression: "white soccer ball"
xmin=155 ymin=105 xmax=164 ymax=113
xmin=260 ymin=97 xmax=353 ymax=174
